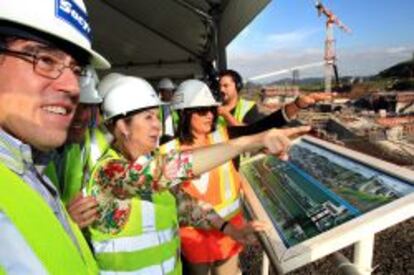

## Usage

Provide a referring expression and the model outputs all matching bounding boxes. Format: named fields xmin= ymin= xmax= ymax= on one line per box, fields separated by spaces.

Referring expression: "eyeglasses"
xmin=0 ymin=47 xmax=87 ymax=80
xmin=191 ymin=106 xmax=217 ymax=116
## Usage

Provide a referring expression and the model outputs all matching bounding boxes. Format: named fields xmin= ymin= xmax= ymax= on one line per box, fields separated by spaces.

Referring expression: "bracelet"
xmin=219 ymin=221 xmax=229 ymax=232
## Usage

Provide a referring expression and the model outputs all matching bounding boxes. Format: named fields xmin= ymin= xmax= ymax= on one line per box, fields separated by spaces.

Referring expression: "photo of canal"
xmin=240 ymin=139 xmax=414 ymax=247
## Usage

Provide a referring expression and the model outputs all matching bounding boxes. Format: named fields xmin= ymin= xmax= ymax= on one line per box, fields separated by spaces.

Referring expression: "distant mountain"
xmin=268 ymin=77 xmax=324 ymax=86
xmin=265 ymin=76 xmax=373 ymax=86
xmin=375 ymin=58 xmax=414 ymax=90
xmin=378 ymin=59 xmax=414 ymax=79
xmin=244 ymin=58 xmax=414 ymax=94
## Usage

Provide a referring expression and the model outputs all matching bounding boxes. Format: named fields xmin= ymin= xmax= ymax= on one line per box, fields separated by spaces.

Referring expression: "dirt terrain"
xmin=241 ymin=218 xmax=413 ymax=275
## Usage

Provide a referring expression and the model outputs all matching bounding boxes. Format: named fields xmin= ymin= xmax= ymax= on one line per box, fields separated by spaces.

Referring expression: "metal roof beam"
xmin=101 ymin=0 xmax=203 ymax=60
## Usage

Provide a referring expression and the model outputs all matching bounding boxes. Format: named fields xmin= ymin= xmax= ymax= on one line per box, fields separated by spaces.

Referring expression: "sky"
xmin=227 ymin=0 xmax=414 ymax=83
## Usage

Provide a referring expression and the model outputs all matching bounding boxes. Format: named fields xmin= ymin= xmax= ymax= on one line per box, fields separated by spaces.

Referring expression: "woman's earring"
xmin=123 ymin=132 xmax=130 ymax=141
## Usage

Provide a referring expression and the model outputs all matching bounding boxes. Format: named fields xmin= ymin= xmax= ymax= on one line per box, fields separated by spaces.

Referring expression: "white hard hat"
xmin=0 ymin=0 xmax=110 ymax=69
xmin=97 ymin=72 xmax=125 ymax=99
xmin=79 ymin=66 xmax=102 ymax=104
xmin=157 ymin=78 xmax=176 ymax=90
xmin=102 ymin=75 xmax=163 ymax=121
xmin=172 ymin=79 xmax=220 ymax=110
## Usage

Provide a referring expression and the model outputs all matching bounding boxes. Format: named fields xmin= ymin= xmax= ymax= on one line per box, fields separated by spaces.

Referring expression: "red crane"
xmin=315 ymin=0 xmax=351 ymax=93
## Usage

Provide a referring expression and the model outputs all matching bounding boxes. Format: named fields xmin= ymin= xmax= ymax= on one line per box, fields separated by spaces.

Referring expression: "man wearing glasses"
xmin=0 ymin=0 xmax=109 ymax=274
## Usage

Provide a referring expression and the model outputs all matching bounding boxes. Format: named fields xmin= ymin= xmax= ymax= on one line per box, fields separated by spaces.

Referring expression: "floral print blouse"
xmin=90 ymin=149 xmax=220 ymax=234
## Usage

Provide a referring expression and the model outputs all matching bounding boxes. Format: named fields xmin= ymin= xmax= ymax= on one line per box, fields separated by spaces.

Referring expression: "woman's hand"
xmin=294 ymin=92 xmax=336 ymax=109
xmin=223 ymin=220 xmax=269 ymax=245
xmin=257 ymin=126 xmax=311 ymax=159
xmin=192 ymin=126 xmax=310 ymax=175
xmin=285 ymin=92 xmax=336 ymax=119
xmin=67 ymin=192 xmax=99 ymax=228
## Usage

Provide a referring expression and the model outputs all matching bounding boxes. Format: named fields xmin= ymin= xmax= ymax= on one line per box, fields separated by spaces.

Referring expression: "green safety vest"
xmin=217 ymin=98 xmax=255 ymax=127
xmin=46 ymin=127 xmax=109 ymax=204
xmin=159 ymin=105 xmax=179 ymax=136
xmin=217 ymin=99 xmax=255 ymax=163
xmin=0 ymin=163 xmax=98 ymax=275
xmin=87 ymin=148 xmax=181 ymax=274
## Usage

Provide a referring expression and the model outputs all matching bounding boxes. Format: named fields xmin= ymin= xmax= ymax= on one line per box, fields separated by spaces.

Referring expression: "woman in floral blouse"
xmin=79 ymin=74 xmax=307 ymax=274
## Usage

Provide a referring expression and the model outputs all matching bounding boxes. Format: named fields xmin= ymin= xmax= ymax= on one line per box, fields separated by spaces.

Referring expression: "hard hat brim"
xmin=79 ymin=97 xmax=103 ymax=104
xmin=88 ymin=48 xmax=110 ymax=69
xmin=0 ymin=20 xmax=110 ymax=69
xmin=105 ymin=103 xmax=165 ymax=121
xmin=172 ymin=101 xmax=221 ymax=110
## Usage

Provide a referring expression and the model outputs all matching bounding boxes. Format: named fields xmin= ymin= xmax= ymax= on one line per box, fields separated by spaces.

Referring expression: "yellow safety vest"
xmin=217 ymin=98 xmax=255 ymax=127
xmin=0 ymin=163 xmax=98 ymax=275
xmin=87 ymin=148 xmax=181 ymax=274
xmin=46 ymin=127 xmax=109 ymax=204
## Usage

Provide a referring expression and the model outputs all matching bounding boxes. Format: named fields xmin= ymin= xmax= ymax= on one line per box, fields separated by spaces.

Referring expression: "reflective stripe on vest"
xmin=162 ymin=132 xmax=241 ymax=220
xmin=88 ymin=149 xmax=180 ymax=274
xmin=216 ymin=197 xmax=241 ymax=219
xmin=209 ymin=127 xmax=241 ymax=219
xmin=87 ymin=127 xmax=110 ymax=170
xmin=0 ymin=163 xmax=98 ymax=275
xmin=92 ymin=227 xmax=176 ymax=253
xmin=210 ymin=128 xmax=233 ymax=201
xmin=234 ymin=99 xmax=255 ymax=123
xmin=46 ymin=127 xmax=109 ymax=204
xmin=100 ymin=257 xmax=176 ymax=275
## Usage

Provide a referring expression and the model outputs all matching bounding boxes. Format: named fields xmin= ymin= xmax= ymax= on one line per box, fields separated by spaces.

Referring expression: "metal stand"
xmin=354 ymin=235 xmax=375 ymax=275
xmin=332 ymin=252 xmax=361 ymax=275
xmin=262 ymin=253 xmax=270 ymax=275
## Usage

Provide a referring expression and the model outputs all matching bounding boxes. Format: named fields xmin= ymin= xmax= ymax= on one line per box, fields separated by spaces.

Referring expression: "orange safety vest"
xmin=163 ymin=127 xmax=245 ymax=263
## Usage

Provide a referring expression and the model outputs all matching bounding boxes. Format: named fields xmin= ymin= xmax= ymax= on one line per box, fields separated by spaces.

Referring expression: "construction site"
xmin=0 ymin=0 xmax=411 ymax=275
xmin=237 ymin=1 xmax=414 ymax=274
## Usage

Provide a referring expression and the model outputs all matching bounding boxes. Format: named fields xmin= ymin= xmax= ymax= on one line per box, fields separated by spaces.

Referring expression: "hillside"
xmin=378 ymin=59 xmax=414 ymax=79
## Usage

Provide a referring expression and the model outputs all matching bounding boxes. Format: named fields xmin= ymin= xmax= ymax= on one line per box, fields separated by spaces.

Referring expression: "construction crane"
xmin=315 ymin=0 xmax=351 ymax=93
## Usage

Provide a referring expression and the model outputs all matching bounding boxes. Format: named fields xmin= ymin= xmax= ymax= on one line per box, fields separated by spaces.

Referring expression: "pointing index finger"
xmin=311 ymin=92 xmax=336 ymax=102
xmin=279 ymin=126 xmax=311 ymax=139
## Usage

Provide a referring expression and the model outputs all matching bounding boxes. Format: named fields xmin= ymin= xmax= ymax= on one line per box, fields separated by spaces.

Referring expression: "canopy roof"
xmin=85 ymin=0 xmax=270 ymax=80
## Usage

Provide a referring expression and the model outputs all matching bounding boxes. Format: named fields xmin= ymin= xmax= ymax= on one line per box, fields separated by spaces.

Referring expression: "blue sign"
xmin=55 ymin=0 xmax=91 ymax=41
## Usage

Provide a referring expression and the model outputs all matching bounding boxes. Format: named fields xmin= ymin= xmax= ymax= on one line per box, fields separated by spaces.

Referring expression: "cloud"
xmin=385 ymin=46 xmax=410 ymax=54
xmin=228 ymin=47 xmax=323 ymax=81
xmin=265 ymin=28 xmax=320 ymax=47
xmin=228 ymin=28 xmax=321 ymax=55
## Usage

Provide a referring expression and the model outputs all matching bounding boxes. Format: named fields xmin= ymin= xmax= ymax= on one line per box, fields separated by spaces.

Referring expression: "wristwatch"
xmin=294 ymin=96 xmax=307 ymax=109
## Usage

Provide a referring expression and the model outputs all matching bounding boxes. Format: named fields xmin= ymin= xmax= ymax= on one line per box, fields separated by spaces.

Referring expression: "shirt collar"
xmin=0 ymin=129 xmax=52 ymax=174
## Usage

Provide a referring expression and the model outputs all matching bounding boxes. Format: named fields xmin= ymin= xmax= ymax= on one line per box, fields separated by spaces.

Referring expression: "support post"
xmin=215 ymin=16 xmax=227 ymax=71
xmin=331 ymin=252 xmax=362 ymax=275
xmin=353 ymin=235 xmax=374 ymax=275
xmin=262 ymin=252 xmax=270 ymax=275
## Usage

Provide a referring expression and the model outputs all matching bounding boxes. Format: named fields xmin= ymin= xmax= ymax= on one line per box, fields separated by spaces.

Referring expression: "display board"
xmin=240 ymin=135 xmax=414 ymax=273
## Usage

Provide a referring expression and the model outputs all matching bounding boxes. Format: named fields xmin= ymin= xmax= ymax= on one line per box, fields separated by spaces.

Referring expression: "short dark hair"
xmin=219 ymin=69 xmax=243 ymax=92
xmin=0 ymin=34 xmax=17 ymax=62
xmin=176 ymin=108 xmax=218 ymax=145
xmin=0 ymin=34 xmax=6 ymax=48
xmin=0 ymin=34 xmax=17 ymax=49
